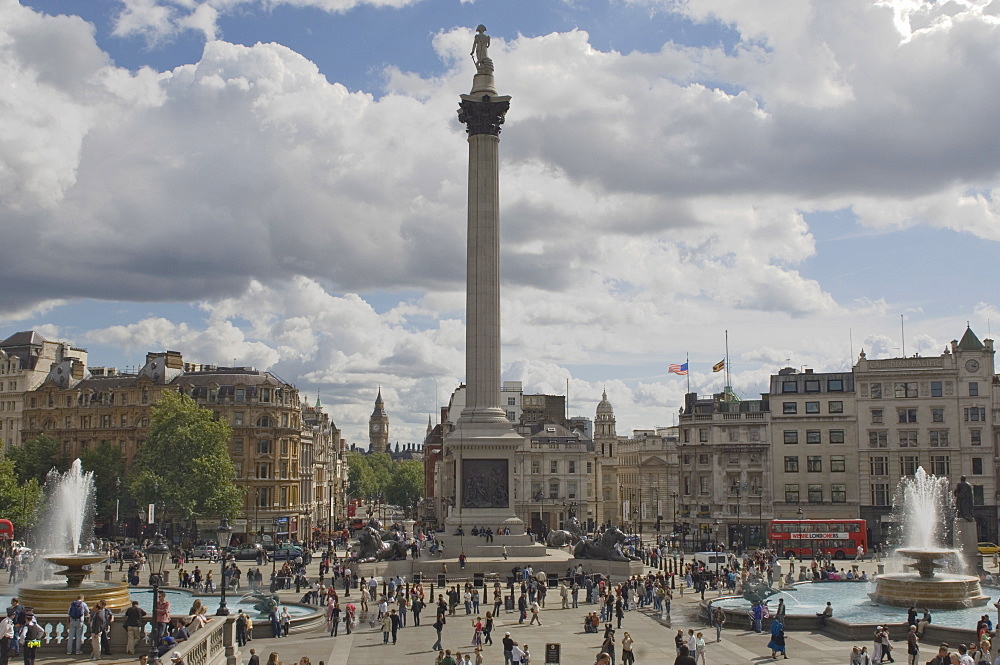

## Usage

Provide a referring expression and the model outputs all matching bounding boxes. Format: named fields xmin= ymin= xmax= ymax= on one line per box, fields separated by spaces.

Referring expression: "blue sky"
xmin=3 ymin=0 xmax=1000 ymax=445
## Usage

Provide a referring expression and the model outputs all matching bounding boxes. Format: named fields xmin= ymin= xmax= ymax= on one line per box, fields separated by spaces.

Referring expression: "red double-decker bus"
xmin=769 ymin=519 xmax=867 ymax=560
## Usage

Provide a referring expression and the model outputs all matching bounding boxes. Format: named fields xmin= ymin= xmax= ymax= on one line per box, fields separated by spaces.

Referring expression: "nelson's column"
xmin=443 ymin=27 xmax=537 ymax=550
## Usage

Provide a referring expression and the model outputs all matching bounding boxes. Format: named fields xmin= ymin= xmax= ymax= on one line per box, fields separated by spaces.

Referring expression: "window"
xmin=698 ymin=454 xmax=709 ymax=465
xmin=831 ymin=484 xmax=846 ymax=503
xmin=257 ymin=488 xmax=270 ymax=507
xmin=700 ymin=476 xmax=710 ymax=495
xmin=971 ymin=429 xmax=982 ymax=446
xmin=929 ymin=430 xmax=949 ymax=447
xmin=898 ymin=408 xmax=917 ymax=423
xmin=930 ymin=455 xmax=950 ymax=476
xmin=974 ymin=485 xmax=985 ymax=506
xmin=550 ymin=460 xmax=558 ymax=474
xmin=782 ymin=402 xmax=797 ymax=414
xmin=783 ymin=430 xmax=799 ymax=444
xmin=806 ymin=430 xmax=821 ymax=444
xmin=120 ymin=415 xmax=127 ymax=428
xmin=234 ymin=438 xmax=244 ymax=454
xmin=871 ymin=409 xmax=883 ymax=424
xmin=257 ymin=439 xmax=271 ymax=455
xmin=506 ymin=411 xmax=516 ymax=421
xmin=65 ymin=416 xmax=72 ymax=428
xmin=568 ymin=461 xmax=576 ymax=474
xmin=973 ymin=458 xmax=984 ymax=475
xmin=567 ymin=482 xmax=578 ymax=499
xmin=531 ymin=460 xmax=540 ymax=474
xmin=805 ymin=380 xmax=820 ymax=393
xmin=829 ymin=401 xmax=843 ymax=414
xmin=699 ymin=428 xmax=709 ymax=443
xmin=868 ymin=431 xmax=888 ymax=448
xmin=682 ymin=455 xmax=691 ymax=465
xmin=808 ymin=485 xmax=823 ymax=503
xmin=828 ymin=379 xmax=844 ymax=392
xmin=872 ymin=483 xmax=890 ymax=506
xmin=280 ymin=439 xmax=288 ymax=455
xmin=782 ymin=382 xmax=798 ymax=393
xmin=830 ymin=429 xmax=845 ymax=444
xmin=101 ymin=415 xmax=111 ymax=428
xmin=870 ymin=456 xmax=889 ymax=476
xmin=279 ymin=461 xmax=288 ymax=479
xmin=548 ymin=480 xmax=559 ymax=499
xmin=807 ymin=456 xmax=822 ymax=472
xmin=235 ymin=412 xmax=244 ymax=426
xmin=785 ymin=484 xmax=800 ymax=503
xmin=898 ymin=431 xmax=918 ymax=448
xmin=969 ymin=382 xmax=979 ymax=397
xmin=508 ymin=397 xmax=516 ymax=406
xmin=728 ymin=428 xmax=740 ymax=443
xmin=900 ymin=456 xmax=919 ymax=476
xmin=871 ymin=383 xmax=882 ymax=399
xmin=784 ymin=456 xmax=799 ymax=472
xmin=141 ymin=388 xmax=149 ymax=404
xmin=965 ymin=407 xmax=986 ymax=422
xmin=894 ymin=382 xmax=918 ymax=398
xmin=235 ymin=388 xmax=246 ymax=402
xmin=586 ymin=462 xmax=592 ymax=474
xmin=831 ymin=455 xmax=846 ymax=472
xmin=257 ymin=463 xmax=270 ymax=479
xmin=805 ymin=402 xmax=820 ymax=414
xmin=931 ymin=408 xmax=944 ymax=423
xmin=261 ymin=388 xmax=271 ymax=403
xmin=931 ymin=381 xmax=942 ymax=397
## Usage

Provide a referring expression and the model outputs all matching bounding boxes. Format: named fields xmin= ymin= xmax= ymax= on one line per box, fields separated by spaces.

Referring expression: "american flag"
xmin=668 ymin=362 xmax=688 ymax=375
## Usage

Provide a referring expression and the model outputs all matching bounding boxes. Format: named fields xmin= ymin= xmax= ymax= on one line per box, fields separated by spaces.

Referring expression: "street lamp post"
xmin=216 ymin=517 xmax=233 ymax=616
xmin=145 ymin=531 xmax=170 ymax=662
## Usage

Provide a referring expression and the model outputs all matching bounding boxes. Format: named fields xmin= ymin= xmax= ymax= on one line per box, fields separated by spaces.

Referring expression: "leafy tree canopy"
xmin=80 ymin=441 xmax=126 ymax=524
xmin=0 ymin=455 xmax=44 ymax=533
xmin=347 ymin=452 xmax=423 ymax=515
xmin=8 ymin=434 xmax=66 ymax=484
xmin=386 ymin=460 xmax=423 ymax=512
xmin=128 ymin=391 xmax=243 ymax=521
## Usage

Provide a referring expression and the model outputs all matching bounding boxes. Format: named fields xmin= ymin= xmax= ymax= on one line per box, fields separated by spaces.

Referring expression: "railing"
xmin=33 ymin=612 xmax=236 ymax=665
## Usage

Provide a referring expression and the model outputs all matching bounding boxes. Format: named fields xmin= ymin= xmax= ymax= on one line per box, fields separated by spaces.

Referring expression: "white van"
xmin=694 ymin=551 xmax=727 ymax=566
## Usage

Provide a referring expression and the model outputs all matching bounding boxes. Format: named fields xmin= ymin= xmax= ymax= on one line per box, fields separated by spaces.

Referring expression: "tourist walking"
xmin=880 ymin=625 xmax=895 ymax=663
xmin=768 ymin=618 xmax=787 ymax=659
xmin=906 ymin=626 xmax=919 ymax=665
xmin=601 ymin=631 xmax=616 ymax=665
xmin=621 ymin=632 xmax=634 ymax=665
xmin=711 ymin=606 xmax=725 ymax=642
xmin=694 ymin=632 xmax=707 ymax=665
xmin=432 ymin=615 xmax=445 ymax=652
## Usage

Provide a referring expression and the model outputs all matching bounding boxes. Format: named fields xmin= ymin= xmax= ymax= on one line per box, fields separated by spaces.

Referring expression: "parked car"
xmin=978 ymin=542 xmax=1000 ymax=555
xmin=191 ymin=545 xmax=219 ymax=560
xmin=269 ymin=546 xmax=304 ymax=561
xmin=229 ymin=544 xmax=266 ymax=561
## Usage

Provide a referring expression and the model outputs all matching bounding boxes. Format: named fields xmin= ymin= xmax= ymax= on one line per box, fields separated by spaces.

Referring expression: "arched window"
xmin=257 ymin=416 xmax=272 ymax=427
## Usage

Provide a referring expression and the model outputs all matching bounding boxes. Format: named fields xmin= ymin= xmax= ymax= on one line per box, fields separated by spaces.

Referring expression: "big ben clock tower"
xmin=369 ymin=387 xmax=389 ymax=453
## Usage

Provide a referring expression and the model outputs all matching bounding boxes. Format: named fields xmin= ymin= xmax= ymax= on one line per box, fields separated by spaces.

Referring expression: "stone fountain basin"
xmin=44 ymin=553 xmax=106 ymax=568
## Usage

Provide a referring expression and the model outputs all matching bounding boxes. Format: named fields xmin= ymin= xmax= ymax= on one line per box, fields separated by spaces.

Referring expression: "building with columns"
xmin=614 ymin=427 xmax=679 ymax=537
xmin=17 ymin=349 xmax=344 ymax=542
xmin=0 ymin=331 xmax=87 ymax=452
xmin=677 ymin=389 xmax=772 ymax=550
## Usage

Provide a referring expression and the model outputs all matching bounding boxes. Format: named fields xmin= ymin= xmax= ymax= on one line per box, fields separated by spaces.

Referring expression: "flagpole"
xmin=725 ymin=329 xmax=731 ymax=397
xmin=686 ymin=352 xmax=690 ymax=394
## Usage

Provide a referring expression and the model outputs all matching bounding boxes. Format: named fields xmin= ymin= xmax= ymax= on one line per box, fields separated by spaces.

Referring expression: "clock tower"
xmin=369 ymin=387 xmax=389 ymax=453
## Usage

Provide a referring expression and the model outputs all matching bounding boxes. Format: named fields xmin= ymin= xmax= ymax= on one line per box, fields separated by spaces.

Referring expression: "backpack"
xmin=69 ymin=601 xmax=85 ymax=620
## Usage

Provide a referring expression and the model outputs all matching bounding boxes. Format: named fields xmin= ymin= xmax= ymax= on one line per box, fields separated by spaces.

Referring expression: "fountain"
xmin=868 ymin=467 xmax=989 ymax=609
xmin=17 ymin=460 xmax=132 ymax=613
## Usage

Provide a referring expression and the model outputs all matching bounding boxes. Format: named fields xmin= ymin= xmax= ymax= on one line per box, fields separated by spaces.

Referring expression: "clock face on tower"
xmin=371 ymin=423 xmax=381 ymax=433
xmin=965 ymin=359 xmax=980 ymax=372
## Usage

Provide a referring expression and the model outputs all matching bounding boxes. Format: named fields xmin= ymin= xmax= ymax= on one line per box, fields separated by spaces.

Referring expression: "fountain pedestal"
xmin=18 ymin=554 xmax=131 ymax=613
xmin=956 ymin=518 xmax=983 ymax=573
xmin=869 ymin=548 xmax=989 ymax=609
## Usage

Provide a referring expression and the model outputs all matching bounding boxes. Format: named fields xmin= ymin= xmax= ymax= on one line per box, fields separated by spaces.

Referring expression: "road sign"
xmin=545 ymin=643 xmax=560 ymax=664
xmin=274 ymin=516 xmax=289 ymax=524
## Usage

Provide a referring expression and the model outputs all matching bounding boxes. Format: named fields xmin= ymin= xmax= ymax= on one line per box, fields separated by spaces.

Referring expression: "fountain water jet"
xmin=17 ymin=459 xmax=132 ymax=613
xmin=869 ymin=467 xmax=988 ymax=609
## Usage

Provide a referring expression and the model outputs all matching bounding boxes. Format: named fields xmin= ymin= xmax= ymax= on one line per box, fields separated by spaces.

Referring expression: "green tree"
xmin=8 ymin=434 xmax=66 ymax=484
xmin=0 ymin=455 xmax=44 ymax=534
xmin=386 ymin=460 xmax=423 ymax=517
xmin=128 ymin=391 xmax=243 ymax=522
xmin=80 ymin=441 xmax=127 ymax=526
xmin=346 ymin=451 xmax=378 ymax=499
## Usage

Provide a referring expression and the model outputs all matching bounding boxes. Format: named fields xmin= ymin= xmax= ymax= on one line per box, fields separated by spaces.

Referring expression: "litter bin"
xmin=474 ymin=573 xmax=484 ymax=588
xmin=504 ymin=596 xmax=514 ymax=612
xmin=414 ymin=572 xmax=423 ymax=584
xmin=437 ymin=573 xmax=447 ymax=587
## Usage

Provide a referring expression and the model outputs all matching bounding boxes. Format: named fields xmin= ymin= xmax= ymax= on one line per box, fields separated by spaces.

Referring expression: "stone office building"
xmin=768 ymin=368 xmax=860 ymax=521
xmin=856 ymin=327 xmax=997 ymax=545
xmin=20 ymin=350 xmax=319 ymax=542
xmin=677 ymin=389 xmax=772 ymax=550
